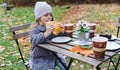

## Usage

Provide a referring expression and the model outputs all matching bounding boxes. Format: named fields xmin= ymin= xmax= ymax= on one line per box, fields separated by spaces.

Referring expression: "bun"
xmin=46 ymin=21 xmax=64 ymax=35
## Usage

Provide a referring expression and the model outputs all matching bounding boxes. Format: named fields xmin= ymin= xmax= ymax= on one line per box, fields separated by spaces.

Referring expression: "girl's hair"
xmin=29 ymin=15 xmax=54 ymax=30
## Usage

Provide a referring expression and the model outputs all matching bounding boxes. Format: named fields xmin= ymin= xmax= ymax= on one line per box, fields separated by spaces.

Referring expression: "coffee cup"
xmin=88 ymin=23 xmax=96 ymax=30
xmin=92 ymin=37 xmax=108 ymax=60
xmin=64 ymin=24 xmax=74 ymax=37
xmin=89 ymin=30 xmax=95 ymax=39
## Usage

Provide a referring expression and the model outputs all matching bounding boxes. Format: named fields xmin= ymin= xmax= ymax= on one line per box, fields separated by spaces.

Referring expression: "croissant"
xmin=46 ymin=21 xmax=64 ymax=35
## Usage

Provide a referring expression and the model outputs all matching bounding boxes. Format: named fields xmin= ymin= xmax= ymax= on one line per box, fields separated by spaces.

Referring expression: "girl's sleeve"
xmin=30 ymin=29 xmax=46 ymax=46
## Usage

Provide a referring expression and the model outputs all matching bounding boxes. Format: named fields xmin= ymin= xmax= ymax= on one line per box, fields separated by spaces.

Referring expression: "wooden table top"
xmin=38 ymin=34 xmax=120 ymax=68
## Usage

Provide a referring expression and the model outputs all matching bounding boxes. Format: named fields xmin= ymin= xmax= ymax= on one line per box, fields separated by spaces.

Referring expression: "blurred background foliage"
xmin=0 ymin=0 xmax=120 ymax=6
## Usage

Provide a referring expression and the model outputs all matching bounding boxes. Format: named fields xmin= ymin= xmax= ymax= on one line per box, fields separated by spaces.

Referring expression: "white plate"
xmin=51 ymin=36 xmax=72 ymax=43
xmin=111 ymin=35 xmax=117 ymax=39
xmin=106 ymin=42 xmax=120 ymax=50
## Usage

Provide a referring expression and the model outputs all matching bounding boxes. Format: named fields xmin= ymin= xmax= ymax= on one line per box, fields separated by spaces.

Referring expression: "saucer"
xmin=71 ymin=40 xmax=92 ymax=46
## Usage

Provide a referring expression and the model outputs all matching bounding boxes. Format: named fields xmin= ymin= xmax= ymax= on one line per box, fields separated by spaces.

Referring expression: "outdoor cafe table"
xmin=38 ymin=35 xmax=120 ymax=70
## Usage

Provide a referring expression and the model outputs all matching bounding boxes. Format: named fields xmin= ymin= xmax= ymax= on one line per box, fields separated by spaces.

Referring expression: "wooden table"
xmin=38 ymin=35 xmax=120 ymax=70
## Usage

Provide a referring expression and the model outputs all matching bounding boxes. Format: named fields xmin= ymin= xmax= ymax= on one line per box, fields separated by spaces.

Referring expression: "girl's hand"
xmin=44 ymin=24 xmax=54 ymax=38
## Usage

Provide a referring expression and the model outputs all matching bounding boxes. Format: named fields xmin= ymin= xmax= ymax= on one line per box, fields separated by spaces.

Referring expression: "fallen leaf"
xmin=0 ymin=63 xmax=5 ymax=67
xmin=6 ymin=61 xmax=12 ymax=66
xmin=0 ymin=46 xmax=5 ymax=53
xmin=80 ymin=65 xmax=84 ymax=69
xmin=70 ymin=46 xmax=93 ymax=56
xmin=102 ymin=68 xmax=107 ymax=70
xmin=72 ymin=62 xmax=76 ymax=66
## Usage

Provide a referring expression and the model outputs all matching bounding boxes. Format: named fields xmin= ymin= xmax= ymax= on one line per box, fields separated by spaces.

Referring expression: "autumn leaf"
xmin=0 ymin=46 xmax=5 ymax=53
xmin=0 ymin=64 xmax=5 ymax=67
xmin=70 ymin=46 xmax=93 ymax=56
xmin=18 ymin=37 xmax=31 ymax=47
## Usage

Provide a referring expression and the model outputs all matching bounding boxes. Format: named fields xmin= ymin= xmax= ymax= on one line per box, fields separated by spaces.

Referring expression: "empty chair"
xmin=115 ymin=16 xmax=120 ymax=70
xmin=9 ymin=23 xmax=32 ymax=70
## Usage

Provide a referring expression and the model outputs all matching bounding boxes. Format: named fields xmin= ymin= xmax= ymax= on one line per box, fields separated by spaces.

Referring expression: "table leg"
xmin=115 ymin=55 xmax=120 ymax=70
xmin=108 ymin=58 xmax=116 ymax=70
xmin=67 ymin=58 xmax=74 ymax=70
xmin=53 ymin=53 xmax=68 ymax=70
xmin=96 ymin=65 xmax=101 ymax=70
xmin=107 ymin=59 xmax=111 ymax=70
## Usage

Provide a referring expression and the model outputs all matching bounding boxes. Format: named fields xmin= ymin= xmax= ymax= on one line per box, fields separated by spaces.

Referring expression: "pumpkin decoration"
xmin=70 ymin=46 xmax=93 ymax=56
xmin=46 ymin=21 xmax=64 ymax=35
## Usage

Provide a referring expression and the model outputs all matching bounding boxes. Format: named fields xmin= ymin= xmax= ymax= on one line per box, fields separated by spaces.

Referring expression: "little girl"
xmin=29 ymin=2 xmax=67 ymax=70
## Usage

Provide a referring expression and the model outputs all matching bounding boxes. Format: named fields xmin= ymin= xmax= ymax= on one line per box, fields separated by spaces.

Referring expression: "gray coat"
xmin=29 ymin=25 xmax=65 ymax=70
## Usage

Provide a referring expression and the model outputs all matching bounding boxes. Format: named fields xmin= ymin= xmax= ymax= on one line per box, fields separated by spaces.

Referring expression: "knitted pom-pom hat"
xmin=34 ymin=2 xmax=52 ymax=20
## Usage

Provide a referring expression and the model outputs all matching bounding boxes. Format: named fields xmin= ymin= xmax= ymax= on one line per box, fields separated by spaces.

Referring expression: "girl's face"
xmin=39 ymin=12 xmax=52 ymax=25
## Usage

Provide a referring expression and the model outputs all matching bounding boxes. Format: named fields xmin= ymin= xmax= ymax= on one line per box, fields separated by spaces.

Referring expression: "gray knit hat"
xmin=34 ymin=2 xmax=52 ymax=20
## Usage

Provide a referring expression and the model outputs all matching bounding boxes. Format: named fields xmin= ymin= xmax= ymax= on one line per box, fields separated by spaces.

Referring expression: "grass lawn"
xmin=0 ymin=3 xmax=120 ymax=70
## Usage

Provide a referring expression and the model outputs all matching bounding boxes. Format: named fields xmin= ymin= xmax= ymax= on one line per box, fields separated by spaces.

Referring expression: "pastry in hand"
xmin=46 ymin=21 xmax=64 ymax=35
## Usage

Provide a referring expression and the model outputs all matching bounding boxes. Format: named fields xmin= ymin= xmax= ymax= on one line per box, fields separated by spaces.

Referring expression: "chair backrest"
xmin=117 ymin=16 xmax=120 ymax=37
xmin=118 ymin=16 xmax=120 ymax=24
xmin=9 ymin=23 xmax=32 ymax=70
xmin=10 ymin=24 xmax=31 ymax=39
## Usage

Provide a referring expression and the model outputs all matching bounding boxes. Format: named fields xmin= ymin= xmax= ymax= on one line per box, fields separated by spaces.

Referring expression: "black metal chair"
xmin=2 ymin=0 xmax=13 ymax=11
xmin=115 ymin=16 xmax=120 ymax=70
xmin=9 ymin=23 xmax=32 ymax=70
